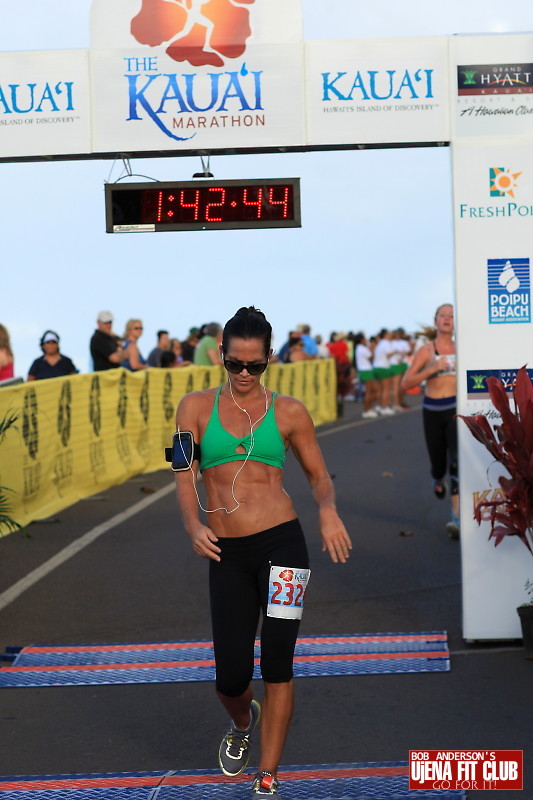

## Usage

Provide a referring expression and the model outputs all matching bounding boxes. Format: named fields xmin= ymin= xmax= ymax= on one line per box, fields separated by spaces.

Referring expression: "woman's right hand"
xmin=427 ymin=356 xmax=446 ymax=376
xmin=188 ymin=523 xmax=221 ymax=561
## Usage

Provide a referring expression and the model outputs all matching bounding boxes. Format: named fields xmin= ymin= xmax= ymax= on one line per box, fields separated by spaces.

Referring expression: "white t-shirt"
xmin=355 ymin=344 xmax=373 ymax=372
xmin=373 ymin=338 xmax=393 ymax=369
xmin=390 ymin=339 xmax=410 ymax=365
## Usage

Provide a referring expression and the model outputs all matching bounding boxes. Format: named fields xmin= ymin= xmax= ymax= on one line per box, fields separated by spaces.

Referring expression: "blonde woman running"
xmin=401 ymin=304 xmax=459 ymax=538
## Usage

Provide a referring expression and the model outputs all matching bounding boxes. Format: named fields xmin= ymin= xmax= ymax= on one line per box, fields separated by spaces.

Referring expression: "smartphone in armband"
xmin=165 ymin=431 xmax=201 ymax=472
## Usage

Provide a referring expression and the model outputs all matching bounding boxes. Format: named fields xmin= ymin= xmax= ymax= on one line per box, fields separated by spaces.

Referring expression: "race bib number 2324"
xmin=267 ymin=566 xmax=311 ymax=620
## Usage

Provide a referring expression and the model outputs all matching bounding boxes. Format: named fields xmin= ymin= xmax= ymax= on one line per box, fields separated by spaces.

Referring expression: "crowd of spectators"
xmin=0 ymin=317 xmax=422 ymax=403
xmin=276 ymin=324 xmax=417 ymax=416
xmin=88 ymin=312 xmax=217 ymax=373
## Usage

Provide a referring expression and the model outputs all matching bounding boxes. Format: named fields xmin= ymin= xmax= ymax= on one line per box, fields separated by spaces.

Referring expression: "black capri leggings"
xmin=422 ymin=405 xmax=458 ymax=493
xmin=209 ymin=518 xmax=310 ymax=698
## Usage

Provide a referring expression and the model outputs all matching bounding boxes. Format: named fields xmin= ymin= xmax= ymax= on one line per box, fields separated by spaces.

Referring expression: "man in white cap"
xmin=90 ymin=311 xmax=124 ymax=371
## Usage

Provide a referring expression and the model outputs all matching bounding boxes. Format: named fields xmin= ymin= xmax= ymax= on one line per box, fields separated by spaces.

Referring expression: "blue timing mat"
xmin=0 ymin=762 xmax=466 ymax=800
xmin=0 ymin=632 xmax=449 ymax=687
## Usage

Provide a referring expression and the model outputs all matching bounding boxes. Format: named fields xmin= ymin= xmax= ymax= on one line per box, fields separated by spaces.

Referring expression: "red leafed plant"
xmin=457 ymin=366 xmax=533 ymax=555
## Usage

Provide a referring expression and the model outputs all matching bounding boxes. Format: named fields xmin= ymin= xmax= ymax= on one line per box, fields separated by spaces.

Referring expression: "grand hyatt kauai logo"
xmin=467 ymin=368 xmax=533 ymax=399
xmin=490 ymin=168 xmax=521 ymax=198
xmin=458 ymin=64 xmax=533 ymax=95
xmin=131 ymin=0 xmax=256 ymax=67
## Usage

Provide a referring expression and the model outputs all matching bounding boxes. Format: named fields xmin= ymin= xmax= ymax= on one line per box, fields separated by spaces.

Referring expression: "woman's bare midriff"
xmin=202 ymin=460 xmax=296 ymax=538
xmin=425 ymin=373 xmax=456 ymax=399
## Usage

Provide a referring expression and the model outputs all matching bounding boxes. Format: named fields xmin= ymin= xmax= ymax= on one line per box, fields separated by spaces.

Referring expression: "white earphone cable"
xmin=179 ymin=381 xmax=269 ymax=514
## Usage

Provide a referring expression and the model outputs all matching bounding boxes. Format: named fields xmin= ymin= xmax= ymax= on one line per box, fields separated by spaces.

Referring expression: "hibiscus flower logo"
xmin=279 ymin=569 xmax=294 ymax=582
xmin=131 ymin=0 xmax=256 ymax=68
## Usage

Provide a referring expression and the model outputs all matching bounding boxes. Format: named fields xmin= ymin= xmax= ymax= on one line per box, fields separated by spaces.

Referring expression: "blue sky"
xmin=1 ymin=1 xmax=531 ymax=375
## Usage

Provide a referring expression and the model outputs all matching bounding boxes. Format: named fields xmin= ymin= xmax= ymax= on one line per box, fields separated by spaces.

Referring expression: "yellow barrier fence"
xmin=0 ymin=360 xmax=336 ymax=531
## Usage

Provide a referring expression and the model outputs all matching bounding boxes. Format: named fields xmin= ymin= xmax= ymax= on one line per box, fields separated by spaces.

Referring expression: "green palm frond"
xmin=0 ymin=486 xmax=22 ymax=534
xmin=0 ymin=514 xmax=22 ymax=533
xmin=0 ymin=409 xmax=21 ymax=534
xmin=0 ymin=409 xmax=18 ymax=443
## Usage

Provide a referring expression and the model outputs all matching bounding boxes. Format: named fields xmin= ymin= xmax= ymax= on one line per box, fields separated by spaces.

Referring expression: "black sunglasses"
xmin=223 ymin=358 xmax=268 ymax=376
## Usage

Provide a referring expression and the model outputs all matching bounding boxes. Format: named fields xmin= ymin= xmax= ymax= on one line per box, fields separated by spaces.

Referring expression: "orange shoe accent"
xmin=260 ymin=774 xmax=275 ymax=790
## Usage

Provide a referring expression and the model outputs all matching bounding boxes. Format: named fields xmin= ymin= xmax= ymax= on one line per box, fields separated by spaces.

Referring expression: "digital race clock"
xmin=105 ymin=178 xmax=301 ymax=233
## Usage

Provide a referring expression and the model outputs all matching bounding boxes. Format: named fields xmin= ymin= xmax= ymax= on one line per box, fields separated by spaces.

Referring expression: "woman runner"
xmin=401 ymin=304 xmax=459 ymax=538
xmin=174 ymin=307 xmax=352 ymax=800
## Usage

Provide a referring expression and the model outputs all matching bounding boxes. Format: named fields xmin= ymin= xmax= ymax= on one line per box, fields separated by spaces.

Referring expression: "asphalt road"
xmin=0 ymin=399 xmax=530 ymax=798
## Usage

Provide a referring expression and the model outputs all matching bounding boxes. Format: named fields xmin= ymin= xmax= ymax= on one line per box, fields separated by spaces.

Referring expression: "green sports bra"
xmin=199 ymin=387 xmax=286 ymax=471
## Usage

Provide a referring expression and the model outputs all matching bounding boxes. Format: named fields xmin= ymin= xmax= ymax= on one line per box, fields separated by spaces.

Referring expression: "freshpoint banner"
xmin=0 ymin=360 xmax=335 ymax=532
xmin=453 ymin=138 xmax=533 ymax=639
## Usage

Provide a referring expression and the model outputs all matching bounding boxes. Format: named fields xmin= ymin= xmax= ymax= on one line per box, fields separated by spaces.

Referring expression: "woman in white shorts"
xmin=355 ymin=333 xmax=378 ymax=418
xmin=373 ymin=329 xmax=394 ymax=415
xmin=390 ymin=329 xmax=411 ymax=411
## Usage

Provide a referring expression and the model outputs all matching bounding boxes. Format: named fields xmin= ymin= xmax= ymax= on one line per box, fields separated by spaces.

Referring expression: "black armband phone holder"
xmin=165 ymin=430 xmax=201 ymax=472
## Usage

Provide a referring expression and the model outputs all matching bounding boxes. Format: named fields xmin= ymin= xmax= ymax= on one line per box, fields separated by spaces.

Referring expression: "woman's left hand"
xmin=320 ymin=511 xmax=352 ymax=563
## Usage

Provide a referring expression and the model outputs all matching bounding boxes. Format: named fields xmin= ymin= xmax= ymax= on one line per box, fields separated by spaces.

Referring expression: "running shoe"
xmin=218 ymin=699 xmax=261 ymax=777
xmin=361 ymin=409 xmax=378 ymax=419
xmin=433 ymin=479 xmax=447 ymax=499
xmin=446 ymin=513 xmax=460 ymax=540
xmin=251 ymin=771 xmax=281 ymax=799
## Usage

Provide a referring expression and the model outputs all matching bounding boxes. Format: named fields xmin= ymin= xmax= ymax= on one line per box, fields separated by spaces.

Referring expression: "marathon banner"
xmin=305 ymin=37 xmax=450 ymax=145
xmin=453 ymin=138 xmax=533 ymax=639
xmin=89 ymin=0 xmax=305 ymax=153
xmin=0 ymin=50 xmax=91 ymax=158
xmin=2 ymin=13 xmax=533 ymax=159
xmin=0 ymin=359 xmax=336 ymax=532
xmin=0 ymin=0 xmax=464 ymax=160
xmin=450 ymin=34 xmax=533 ymax=139
xmin=90 ymin=44 xmax=306 ymax=153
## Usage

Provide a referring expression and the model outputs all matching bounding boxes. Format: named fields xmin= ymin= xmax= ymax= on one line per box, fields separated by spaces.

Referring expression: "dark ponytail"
xmin=222 ymin=306 xmax=272 ymax=356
